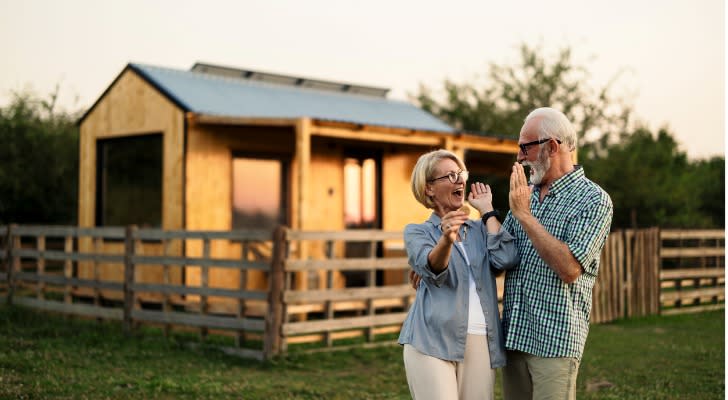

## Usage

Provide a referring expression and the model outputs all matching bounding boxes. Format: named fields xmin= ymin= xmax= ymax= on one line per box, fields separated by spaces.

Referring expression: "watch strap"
xmin=481 ymin=210 xmax=500 ymax=224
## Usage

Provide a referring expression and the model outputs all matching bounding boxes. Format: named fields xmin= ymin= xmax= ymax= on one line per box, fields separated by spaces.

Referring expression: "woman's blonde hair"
xmin=411 ymin=149 xmax=465 ymax=209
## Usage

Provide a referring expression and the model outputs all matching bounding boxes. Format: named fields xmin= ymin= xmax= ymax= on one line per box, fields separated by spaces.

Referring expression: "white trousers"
xmin=403 ymin=334 xmax=495 ymax=400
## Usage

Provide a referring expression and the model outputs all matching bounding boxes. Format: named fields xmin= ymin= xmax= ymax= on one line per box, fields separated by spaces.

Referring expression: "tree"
xmin=414 ymin=43 xmax=632 ymax=142
xmin=583 ymin=127 xmax=694 ymax=228
xmin=684 ymin=156 xmax=725 ymax=228
xmin=583 ymin=126 xmax=725 ymax=229
xmin=0 ymin=89 xmax=80 ymax=224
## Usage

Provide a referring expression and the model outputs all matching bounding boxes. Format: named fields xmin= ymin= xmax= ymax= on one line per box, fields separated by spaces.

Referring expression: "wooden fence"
xmin=0 ymin=224 xmax=274 ymax=360
xmin=271 ymin=228 xmax=411 ymax=353
xmin=591 ymin=228 xmax=724 ymax=323
xmin=659 ymin=229 xmax=725 ymax=315
xmin=0 ymin=224 xmax=724 ymax=359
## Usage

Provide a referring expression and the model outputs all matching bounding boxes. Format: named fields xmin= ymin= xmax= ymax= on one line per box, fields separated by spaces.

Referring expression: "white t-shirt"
xmin=455 ymin=242 xmax=487 ymax=335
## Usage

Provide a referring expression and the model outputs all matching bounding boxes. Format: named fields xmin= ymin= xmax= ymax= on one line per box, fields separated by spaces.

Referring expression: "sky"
xmin=1 ymin=0 xmax=724 ymax=159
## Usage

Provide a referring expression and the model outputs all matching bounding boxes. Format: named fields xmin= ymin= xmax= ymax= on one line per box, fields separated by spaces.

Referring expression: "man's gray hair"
xmin=524 ymin=107 xmax=577 ymax=152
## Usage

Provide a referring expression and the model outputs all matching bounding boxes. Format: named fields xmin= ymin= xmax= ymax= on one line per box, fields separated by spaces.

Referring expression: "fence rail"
xmin=0 ymin=224 xmax=273 ymax=360
xmin=0 ymin=224 xmax=723 ymax=359
xmin=274 ymin=228 xmax=412 ymax=352
xmin=591 ymin=228 xmax=724 ymax=323
xmin=659 ymin=229 xmax=725 ymax=316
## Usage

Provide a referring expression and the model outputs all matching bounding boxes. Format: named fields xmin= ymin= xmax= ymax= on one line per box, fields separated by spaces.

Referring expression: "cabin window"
xmin=343 ymin=156 xmax=381 ymax=287
xmin=232 ymin=156 xmax=289 ymax=231
xmin=343 ymin=157 xmax=378 ymax=228
xmin=96 ymin=134 xmax=163 ymax=227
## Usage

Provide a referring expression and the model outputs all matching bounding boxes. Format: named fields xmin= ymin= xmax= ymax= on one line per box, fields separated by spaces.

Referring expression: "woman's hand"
xmin=467 ymin=182 xmax=494 ymax=215
xmin=440 ymin=210 xmax=469 ymax=243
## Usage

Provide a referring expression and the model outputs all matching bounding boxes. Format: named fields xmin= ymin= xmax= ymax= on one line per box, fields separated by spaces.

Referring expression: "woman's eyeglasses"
xmin=428 ymin=170 xmax=469 ymax=184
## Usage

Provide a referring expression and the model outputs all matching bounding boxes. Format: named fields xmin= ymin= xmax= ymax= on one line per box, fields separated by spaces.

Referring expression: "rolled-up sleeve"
xmin=404 ymin=223 xmax=450 ymax=286
xmin=566 ymin=195 xmax=613 ymax=276
xmin=486 ymin=227 xmax=520 ymax=271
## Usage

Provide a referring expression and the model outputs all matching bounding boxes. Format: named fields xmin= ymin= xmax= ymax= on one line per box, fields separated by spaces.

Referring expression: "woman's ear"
xmin=425 ymin=184 xmax=434 ymax=197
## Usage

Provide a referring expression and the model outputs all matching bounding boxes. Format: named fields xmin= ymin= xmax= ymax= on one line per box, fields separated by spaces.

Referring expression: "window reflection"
xmin=343 ymin=156 xmax=380 ymax=287
xmin=344 ymin=157 xmax=377 ymax=228
xmin=232 ymin=157 xmax=285 ymax=230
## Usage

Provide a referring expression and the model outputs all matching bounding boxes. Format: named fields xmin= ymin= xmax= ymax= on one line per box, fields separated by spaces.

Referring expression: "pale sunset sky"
xmin=0 ymin=0 xmax=724 ymax=159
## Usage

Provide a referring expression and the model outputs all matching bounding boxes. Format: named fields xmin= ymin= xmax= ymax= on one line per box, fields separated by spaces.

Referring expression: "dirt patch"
xmin=586 ymin=379 xmax=615 ymax=392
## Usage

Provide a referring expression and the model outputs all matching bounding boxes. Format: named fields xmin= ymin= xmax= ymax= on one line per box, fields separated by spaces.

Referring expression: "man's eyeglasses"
xmin=428 ymin=169 xmax=469 ymax=184
xmin=519 ymin=138 xmax=562 ymax=155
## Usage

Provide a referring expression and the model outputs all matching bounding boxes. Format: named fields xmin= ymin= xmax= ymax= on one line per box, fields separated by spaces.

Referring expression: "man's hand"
xmin=509 ymin=162 xmax=533 ymax=221
xmin=409 ymin=269 xmax=421 ymax=290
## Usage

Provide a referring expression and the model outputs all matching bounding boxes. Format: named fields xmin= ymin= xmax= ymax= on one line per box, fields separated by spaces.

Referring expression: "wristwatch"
xmin=481 ymin=210 xmax=500 ymax=224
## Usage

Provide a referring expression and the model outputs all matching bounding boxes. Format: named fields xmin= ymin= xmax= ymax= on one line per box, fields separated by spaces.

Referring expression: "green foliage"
xmin=414 ymin=43 xmax=631 ymax=140
xmin=686 ymin=156 xmax=725 ymax=228
xmin=0 ymin=88 xmax=80 ymax=224
xmin=0 ymin=305 xmax=723 ymax=399
xmin=583 ymin=126 xmax=724 ymax=228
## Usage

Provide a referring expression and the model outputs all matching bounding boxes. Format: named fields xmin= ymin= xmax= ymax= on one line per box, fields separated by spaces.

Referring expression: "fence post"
xmin=617 ymin=229 xmax=626 ymax=320
xmin=652 ymin=227 xmax=661 ymax=315
xmin=4 ymin=225 xmax=15 ymax=306
xmin=264 ymin=225 xmax=286 ymax=359
xmin=123 ymin=225 xmax=137 ymax=336
xmin=624 ymin=229 xmax=633 ymax=318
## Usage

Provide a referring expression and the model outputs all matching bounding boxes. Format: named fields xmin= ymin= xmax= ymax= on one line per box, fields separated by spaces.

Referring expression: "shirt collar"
xmin=536 ymin=165 xmax=584 ymax=196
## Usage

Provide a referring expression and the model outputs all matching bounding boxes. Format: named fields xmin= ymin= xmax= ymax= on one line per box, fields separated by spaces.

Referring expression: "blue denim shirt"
xmin=398 ymin=212 xmax=519 ymax=368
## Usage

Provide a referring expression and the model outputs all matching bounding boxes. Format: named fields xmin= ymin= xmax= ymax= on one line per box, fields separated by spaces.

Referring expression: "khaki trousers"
xmin=502 ymin=350 xmax=580 ymax=400
xmin=403 ymin=334 xmax=495 ymax=400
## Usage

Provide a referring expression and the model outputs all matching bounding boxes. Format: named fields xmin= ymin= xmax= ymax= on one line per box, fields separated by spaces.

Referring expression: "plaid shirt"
xmin=501 ymin=166 xmax=613 ymax=359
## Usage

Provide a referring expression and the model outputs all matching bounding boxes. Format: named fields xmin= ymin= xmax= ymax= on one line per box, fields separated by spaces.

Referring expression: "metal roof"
xmin=190 ymin=62 xmax=390 ymax=98
xmin=127 ymin=63 xmax=455 ymax=133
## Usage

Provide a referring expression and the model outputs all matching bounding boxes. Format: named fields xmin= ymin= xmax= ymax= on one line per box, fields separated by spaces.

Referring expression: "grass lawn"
xmin=0 ymin=305 xmax=723 ymax=399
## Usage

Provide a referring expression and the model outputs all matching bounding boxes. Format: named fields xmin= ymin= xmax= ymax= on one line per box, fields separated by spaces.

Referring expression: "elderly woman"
xmin=398 ymin=149 xmax=519 ymax=400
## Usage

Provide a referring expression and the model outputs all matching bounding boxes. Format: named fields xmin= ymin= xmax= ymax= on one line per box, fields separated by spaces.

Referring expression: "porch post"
xmin=294 ymin=118 xmax=311 ymax=291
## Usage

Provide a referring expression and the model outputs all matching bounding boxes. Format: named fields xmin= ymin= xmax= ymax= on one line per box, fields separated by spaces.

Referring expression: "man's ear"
xmin=549 ymin=139 xmax=560 ymax=156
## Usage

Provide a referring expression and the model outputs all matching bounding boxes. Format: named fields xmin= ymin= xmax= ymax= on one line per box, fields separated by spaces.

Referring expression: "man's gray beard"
xmin=523 ymin=149 xmax=550 ymax=185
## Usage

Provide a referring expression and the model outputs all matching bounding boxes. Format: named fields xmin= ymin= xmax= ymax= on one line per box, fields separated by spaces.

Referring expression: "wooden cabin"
xmin=77 ymin=62 xmax=519 ymax=310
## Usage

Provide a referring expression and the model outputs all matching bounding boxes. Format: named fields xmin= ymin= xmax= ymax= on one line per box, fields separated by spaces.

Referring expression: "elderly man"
xmin=501 ymin=107 xmax=613 ymax=400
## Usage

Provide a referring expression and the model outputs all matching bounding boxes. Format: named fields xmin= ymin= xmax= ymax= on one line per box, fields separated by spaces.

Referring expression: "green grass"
xmin=578 ymin=311 xmax=725 ymax=399
xmin=0 ymin=305 xmax=723 ymax=399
